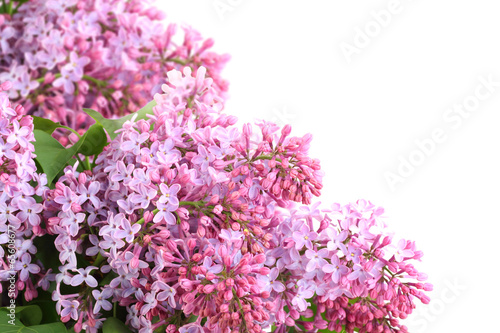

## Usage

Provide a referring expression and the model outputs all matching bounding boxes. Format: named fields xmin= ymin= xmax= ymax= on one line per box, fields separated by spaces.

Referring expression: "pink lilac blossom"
xmin=0 ymin=0 xmax=229 ymax=144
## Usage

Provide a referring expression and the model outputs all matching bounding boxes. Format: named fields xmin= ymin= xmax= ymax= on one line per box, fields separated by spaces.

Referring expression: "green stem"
xmin=36 ymin=73 xmax=61 ymax=83
xmin=85 ymin=156 xmax=91 ymax=171
xmin=253 ymin=155 xmax=272 ymax=160
xmin=233 ymin=288 xmax=248 ymax=331
xmin=179 ymin=201 xmax=205 ymax=208
xmin=6 ymin=0 xmax=12 ymax=15
xmin=174 ymin=211 xmax=181 ymax=225
xmin=82 ymin=74 xmax=108 ymax=87
xmin=251 ymin=154 xmax=283 ymax=163
xmin=93 ymin=252 xmax=106 ymax=267
xmin=168 ymin=57 xmax=188 ymax=66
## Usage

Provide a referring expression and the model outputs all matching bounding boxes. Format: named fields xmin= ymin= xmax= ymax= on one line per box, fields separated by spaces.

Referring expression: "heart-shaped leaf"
xmin=0 ymin=306 xmax=66 ymax=333
xmin=32 ymin=130 xmax=85 ymax=185
xmin=32 ymin=116 xmax=78 ymax=136
xmin=84 ymin=100 xmax=156 ymax=140
xmin=13 ymin=305 xmax=42 ymax=326
xmin=77 ymin=123 xmax=107 ymax=156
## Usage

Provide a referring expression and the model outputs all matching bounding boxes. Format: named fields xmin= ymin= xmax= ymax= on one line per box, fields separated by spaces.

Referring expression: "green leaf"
xmin=76 ymin=123 xmax=107 ymax=156
xmin=32 ymin=130 xmax=84 ymax=185
xmin=28 ymin=291 xmax=61 ymax=324
xmin=0 ymin=307 xmax=66 ymax=333
xmin=32 ymin=116 xmax=78 ymax=136
xmin=33 ymin=121 xmax=107 ymax=184
xmin=102 ymin=317 xmax=133 ymax=333
xmin=16 ymin=305 xmax=43 ymax=326
xmin=82 ymin=108 xmax=124 ymax=140
xmin=99 ymin=271 xmax=118 ymax=287
xmin=187 ymin=315 xmax=198 ymax=323
xmin=83 ymin=100 xmax=156 ymax=140
xmin=33 ymin=235 xmax=60 ymax=273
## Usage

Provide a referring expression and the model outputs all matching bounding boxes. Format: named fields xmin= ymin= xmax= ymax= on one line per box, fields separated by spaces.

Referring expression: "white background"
xmin=157 ymin=1 xmax=500 ymax=332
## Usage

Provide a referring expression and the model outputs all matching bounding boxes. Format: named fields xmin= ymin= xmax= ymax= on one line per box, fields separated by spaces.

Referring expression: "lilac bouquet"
xmin=0 ymin=1 xmax=431 ymax=333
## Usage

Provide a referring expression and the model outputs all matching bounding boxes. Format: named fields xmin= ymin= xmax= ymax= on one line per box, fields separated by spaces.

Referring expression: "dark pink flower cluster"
xmin=0 ymin=0 xmax=229 ymax=143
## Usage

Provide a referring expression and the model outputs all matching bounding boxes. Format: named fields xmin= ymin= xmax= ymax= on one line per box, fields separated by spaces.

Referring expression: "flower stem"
xmin=83 ymin=74 xmax=108 ymax=87
xmin=36 ymin=73 xmax=61 ymax=83
xmin=93 ymin=252 xmax=106 ymax=267
xmin=179 ymin=200 xmax=205 ymax=208
xmin=168 ymin=58 xmax=188 ymax=66
xmin=85 ymin=156 xmax=91 ymax=170
xmin=6 ymin=0 xmax=12 ymax=15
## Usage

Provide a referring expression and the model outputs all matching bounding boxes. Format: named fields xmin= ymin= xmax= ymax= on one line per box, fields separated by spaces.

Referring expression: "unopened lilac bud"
xmin=1 ymin=81 xmax=12 ymax=90
xmin=243 ymin=123 xmax=252 ymax=137
xmin=78 ymin=80 xmax=89 ymax=94
xmin=176 ymin=207 xmax=189 ymax=220
xmin=289 ymin=308 xmax=300 ymax=319
xmin=180 ymin=279 xmax=194 ymax=291
xmin=239 ymin=265 xmax=251 ymax=274
xmin=281 ymin=124 xmax=292 ymax=136
xmin=303 ymin=322 xmax=314 ymax=330
xmin=96 ymin=96 xmax=107 ymax=107
xmin=15 ymin=104 xmax=24 ymax=115
xmin=224 ymin=290 xmax=232 ymax=301
xmin=166 ymin=240 xmax=177 ymax=252
xmin=259 ymin=267 xmax=270 ymax=275
xmin=187 ymin=238 xmax=197 ymax=250
xmin=197 ymin=225 xmax=206 ymax=238
xmin=203 ymin=284 xmax=215 ymax=293
xmin=138 ymin=119 xmax=150 ymax=133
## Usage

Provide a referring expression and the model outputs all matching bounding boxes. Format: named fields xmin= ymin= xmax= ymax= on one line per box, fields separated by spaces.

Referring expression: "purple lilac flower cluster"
xmin=269 ymin=200 xmax=432 ymax=333
xmin=0 ymin=0 xmax=229 ymax=144
xmin=0 ymin=82 xmax=48 ymax=301
xmin=0 ymin=66 xmax=431 ymax=333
